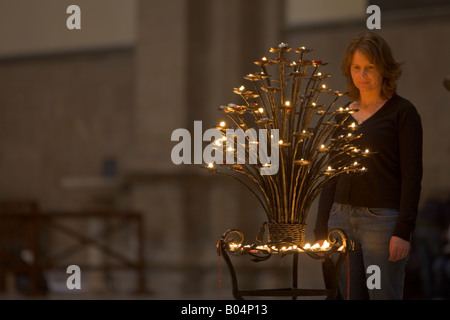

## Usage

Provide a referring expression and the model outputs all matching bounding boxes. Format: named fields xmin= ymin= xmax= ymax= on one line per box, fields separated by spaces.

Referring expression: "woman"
xmin=315 ymin=32 xmax=423 ymax=300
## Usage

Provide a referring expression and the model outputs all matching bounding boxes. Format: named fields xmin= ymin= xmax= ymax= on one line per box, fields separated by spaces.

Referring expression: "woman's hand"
xmin=388 ymin=236 xmax=410 ymax=262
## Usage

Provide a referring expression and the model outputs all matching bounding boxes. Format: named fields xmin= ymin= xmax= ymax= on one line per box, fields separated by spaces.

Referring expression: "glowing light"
xmin=321 ymin=240 xmax=330 ymax=250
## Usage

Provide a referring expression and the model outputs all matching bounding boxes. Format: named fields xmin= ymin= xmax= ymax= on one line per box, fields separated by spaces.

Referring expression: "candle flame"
xmin=321 ymin=240 xmax=330 ymax=250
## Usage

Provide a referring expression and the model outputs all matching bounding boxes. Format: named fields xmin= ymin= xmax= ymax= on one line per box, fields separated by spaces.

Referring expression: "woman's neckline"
xmin=349 ymin=94 xmax=395 ymax=125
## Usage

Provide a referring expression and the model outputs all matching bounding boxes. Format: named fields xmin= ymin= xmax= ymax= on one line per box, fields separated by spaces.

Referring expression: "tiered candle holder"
xmin=206 ymin=42 xmax=370 ymax=299
xmin=206 ymin=43 xmax=370 ymax=241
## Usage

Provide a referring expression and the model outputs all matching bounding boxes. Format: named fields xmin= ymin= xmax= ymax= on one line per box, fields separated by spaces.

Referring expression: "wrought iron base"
xmin=217 ymin=228 xmax=351 ymax=300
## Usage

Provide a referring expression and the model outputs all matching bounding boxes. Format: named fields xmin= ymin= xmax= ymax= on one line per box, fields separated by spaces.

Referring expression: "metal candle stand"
xmin=217 ymin=228 xmax=352 ymax=300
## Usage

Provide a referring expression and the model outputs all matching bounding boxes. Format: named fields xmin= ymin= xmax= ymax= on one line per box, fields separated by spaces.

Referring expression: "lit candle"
xmin=324 ymin=166 xmax=336 ymax=175
xmin=319 ymin=144 xmax=329 ymax=152
xmin=205 ymin=163 xmax=217 ymax=172
xmin=362 ymin=148 xmax=373 ymax=157
xmin=321 ymin=240 xmax=330 ymax=251
xmin=294 ymin=158 xmax=311 ymax=166
xmin=279 ymin=100 xmax=292 ymax=110
xmin=279 ymin=140 xmax=291 ymax=147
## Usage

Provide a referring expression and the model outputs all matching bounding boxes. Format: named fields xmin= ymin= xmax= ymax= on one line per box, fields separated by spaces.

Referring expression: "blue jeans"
xmin=328 ymin=202 xmax=408 ymax=300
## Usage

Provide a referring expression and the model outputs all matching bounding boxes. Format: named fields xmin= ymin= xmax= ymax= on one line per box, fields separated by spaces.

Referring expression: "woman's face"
xmin=350 ymin=50 xmax=383 ymax=96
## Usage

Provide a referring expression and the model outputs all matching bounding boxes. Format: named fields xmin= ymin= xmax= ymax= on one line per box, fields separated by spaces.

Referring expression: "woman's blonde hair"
xmin=341 ymin=32 xmax=402 ymax=101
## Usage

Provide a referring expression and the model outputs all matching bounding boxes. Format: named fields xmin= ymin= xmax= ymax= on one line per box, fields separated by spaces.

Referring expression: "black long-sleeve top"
xmin=314 ymin=94 xmax=423 ymax=242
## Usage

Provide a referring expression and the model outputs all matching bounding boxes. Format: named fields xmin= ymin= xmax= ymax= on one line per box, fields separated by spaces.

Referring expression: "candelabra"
xmin=206 ymin=43 xmax=370 ymax=247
